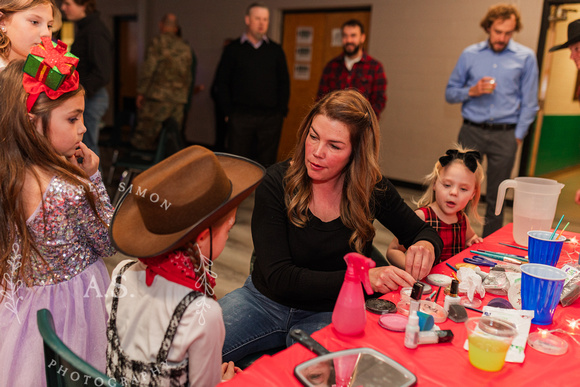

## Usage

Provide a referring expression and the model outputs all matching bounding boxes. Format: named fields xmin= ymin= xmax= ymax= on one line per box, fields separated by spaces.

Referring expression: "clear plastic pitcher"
xmin=495 ymin=177 xmax=564 ymax=246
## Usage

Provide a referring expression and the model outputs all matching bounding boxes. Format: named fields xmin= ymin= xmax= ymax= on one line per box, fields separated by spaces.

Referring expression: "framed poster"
xmin=294 ymin=63 xmax=311 ymax=80
xmin=296 ymin=26 xmax=313 ymax=45
xmin=295 ymin=45 xmax=312 ymax=62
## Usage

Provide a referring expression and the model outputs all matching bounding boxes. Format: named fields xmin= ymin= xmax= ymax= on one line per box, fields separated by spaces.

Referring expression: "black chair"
xmin=37 ymin=309 xmax=121 ymax=387
xmin=109 ymin=117 xmax=184 ymax=206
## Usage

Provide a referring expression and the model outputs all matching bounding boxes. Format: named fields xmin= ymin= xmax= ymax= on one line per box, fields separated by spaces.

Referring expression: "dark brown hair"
xmin=284 ymin=89 xmax=382 ymax=253
xmin=342 ymin=19 xmax=365 ymax=35
xmin=71 ymin=0 xmax=96 ymax=14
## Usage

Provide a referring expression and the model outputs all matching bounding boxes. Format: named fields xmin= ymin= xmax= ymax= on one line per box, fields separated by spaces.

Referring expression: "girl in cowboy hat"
xmin=0 ymin=47 xmax=114 ymax=385
xmin=0 ymin=0 xmax=60 ymax=70
xmin=219 ymin=89 xmax=443 ymax=363
xmin=106 ymin=145 xmax=265 ymax=386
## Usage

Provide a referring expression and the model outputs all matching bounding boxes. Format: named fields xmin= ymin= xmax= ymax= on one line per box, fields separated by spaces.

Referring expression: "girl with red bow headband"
xmin=0 ymin=44 xmax=115 ymax=385
xmin=388 ymin=145 xmax=485 ymax=270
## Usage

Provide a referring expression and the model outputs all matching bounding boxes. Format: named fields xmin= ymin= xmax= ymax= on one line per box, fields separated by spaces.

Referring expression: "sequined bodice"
xmin=23 ymin=172 xmax=115 ymax=286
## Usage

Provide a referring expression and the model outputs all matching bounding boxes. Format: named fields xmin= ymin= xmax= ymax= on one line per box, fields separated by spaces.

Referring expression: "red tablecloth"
xmin=222 ymin=224 xmax=580 ymax=386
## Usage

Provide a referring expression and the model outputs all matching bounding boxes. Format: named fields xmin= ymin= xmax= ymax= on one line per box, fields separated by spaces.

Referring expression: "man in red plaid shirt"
xmin=317 ymin=19 xmax=387 ymax=118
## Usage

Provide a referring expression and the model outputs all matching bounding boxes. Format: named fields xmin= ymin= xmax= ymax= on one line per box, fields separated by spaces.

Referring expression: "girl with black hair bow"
xmin=388 ymin=145 xmax=485 ymax=268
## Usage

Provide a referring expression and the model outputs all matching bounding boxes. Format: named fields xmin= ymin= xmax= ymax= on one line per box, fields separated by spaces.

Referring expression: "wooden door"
xmin=114 ymin=16 xmax=138 ymax=116
xmin=277 ymin=9 xmax=371 ymax=161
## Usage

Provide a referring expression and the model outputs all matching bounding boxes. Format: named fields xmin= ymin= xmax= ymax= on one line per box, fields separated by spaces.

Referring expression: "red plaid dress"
xmin=419 ymin=207 xmax=467 ymax=265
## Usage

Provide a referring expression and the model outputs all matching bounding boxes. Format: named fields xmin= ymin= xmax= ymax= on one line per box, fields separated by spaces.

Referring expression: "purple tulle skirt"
xmin=0 ymin=259 xmax=110 ymax=386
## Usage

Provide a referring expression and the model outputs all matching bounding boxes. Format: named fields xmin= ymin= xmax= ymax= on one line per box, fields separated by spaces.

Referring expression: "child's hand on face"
xmin=466 ymin=234 xmax=483 ymax=247
xmin=68 ymin=142 xmax=99 ymax=177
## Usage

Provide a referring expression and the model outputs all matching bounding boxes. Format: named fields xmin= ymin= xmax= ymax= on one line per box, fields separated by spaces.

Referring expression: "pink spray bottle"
xmin=332 ymin=252 xmax=376 ymax=336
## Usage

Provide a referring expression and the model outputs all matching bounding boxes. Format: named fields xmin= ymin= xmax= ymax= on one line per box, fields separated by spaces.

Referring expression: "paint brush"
xmin=445 ymin=262 xmax=457 ymax=272
xmin=434 ymin=286 xmax=442 ymax=303
xmin=464 ymin=305 xmax=483 ymax=313
xmin=470 ymin=251 xmax=522 ymax=265
xmin=477 ymin=249 xmax=528 ymax=260
xmin=499 ymin=242 xmax=528 ymax=251
xmin=550 ymin=215 xmax=564 ymax=240
xmin=556 ymin=222 xmax=570 ymax=240
xmin=426 ymin=290 xmax=437 ymax=301
xmin=473 ymin=250 xmax=528 ymax=263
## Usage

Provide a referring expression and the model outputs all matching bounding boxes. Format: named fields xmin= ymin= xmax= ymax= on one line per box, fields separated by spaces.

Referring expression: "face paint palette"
xmin=426 ymin=274 xmax=453 ymax=288
xmin=378 ymin=313 xmax=408 ymax=332
xmin=365 ymin=298 xmax=397 ymax=314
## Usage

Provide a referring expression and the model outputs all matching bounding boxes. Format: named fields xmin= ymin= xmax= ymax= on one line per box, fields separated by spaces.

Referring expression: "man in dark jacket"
xmin=61 ymin=0 xmax=112 ymax=157
xmin=214 ymin=2 xmax=289 ymax=167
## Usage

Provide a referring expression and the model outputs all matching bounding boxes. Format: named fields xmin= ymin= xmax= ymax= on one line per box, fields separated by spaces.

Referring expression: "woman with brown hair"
xmin=219 ymin=89 xmax=443 ymax=363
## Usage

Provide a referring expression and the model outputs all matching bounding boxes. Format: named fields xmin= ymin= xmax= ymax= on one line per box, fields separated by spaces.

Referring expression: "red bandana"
xmin=138 ymin=250 xmax=216 ymax=296
xmin=22 ymin=37 xmax=80 ymax=112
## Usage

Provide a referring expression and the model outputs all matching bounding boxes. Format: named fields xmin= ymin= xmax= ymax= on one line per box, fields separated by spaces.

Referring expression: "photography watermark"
xmin=47 ymin=359 xmax=118 ymax=386
xmin=117 ymin=183 xmax=172 ymax=211
xmin=0 ymin=243 xmax=24 ymax=324
xmin=194 ymin=259 xmax=217 ymax=326
xmin=48 ymin=359 xmax=176 ymax=386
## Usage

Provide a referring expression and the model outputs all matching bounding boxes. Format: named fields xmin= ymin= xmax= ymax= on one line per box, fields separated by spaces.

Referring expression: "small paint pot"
xmin=378 ymin=313 xmax=408 ymax=332
xmin=426 ymin=274 xmax=453 ymax=288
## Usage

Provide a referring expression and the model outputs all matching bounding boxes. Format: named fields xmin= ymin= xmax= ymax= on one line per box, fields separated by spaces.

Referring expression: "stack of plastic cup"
xmin=527 ymin=230 xmax=566 ymax=266
xmin=520 ymin=263 xmax=566 ymax=325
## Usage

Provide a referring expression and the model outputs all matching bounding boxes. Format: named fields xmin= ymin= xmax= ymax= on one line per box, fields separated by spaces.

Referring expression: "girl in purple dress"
xmin=0 ymin=41 xmax=114 ymax=386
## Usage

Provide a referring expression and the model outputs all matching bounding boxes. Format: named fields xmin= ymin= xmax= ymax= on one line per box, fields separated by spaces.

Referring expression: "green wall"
xmin=533 ymin=115 xmax=580 ymax=175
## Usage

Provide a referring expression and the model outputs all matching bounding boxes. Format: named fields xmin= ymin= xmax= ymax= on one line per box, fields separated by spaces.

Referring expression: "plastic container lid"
xmin=528 ymin=331 xmax=568 ymax=355
xmin=477 ymin=316 xmax=517 ymax=337
xmin=396 ymin=300 xmax=448 ymax=323
xmin=400 ymin=287 xmax=412 ymax=302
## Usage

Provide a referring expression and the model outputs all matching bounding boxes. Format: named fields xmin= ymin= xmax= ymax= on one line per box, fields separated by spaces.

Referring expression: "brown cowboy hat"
xmin=110 ymin=145 xmax=265 ymax=258
xmin=550 ymin=19 xmax=580 ymax=52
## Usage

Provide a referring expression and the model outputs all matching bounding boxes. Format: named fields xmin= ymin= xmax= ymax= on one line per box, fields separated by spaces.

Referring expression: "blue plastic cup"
xmin=520 ymin=263 xmax=566 ymax=325
xmin=527 ymin=231 xmax=566 ymax=266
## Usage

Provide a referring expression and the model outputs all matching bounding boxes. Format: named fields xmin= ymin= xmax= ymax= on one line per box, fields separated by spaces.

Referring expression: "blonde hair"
xmin=284 ymin=89 xmax=382 ymax=253
xmin=415 ymin=144 xmax=484 ymax=223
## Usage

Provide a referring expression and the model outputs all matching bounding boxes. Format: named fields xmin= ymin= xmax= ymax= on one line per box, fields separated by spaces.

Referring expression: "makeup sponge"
xmin=448 ymin=304 xmax=468 ymax=322
xmin=417 ymin=311 xmax=435 ymax=331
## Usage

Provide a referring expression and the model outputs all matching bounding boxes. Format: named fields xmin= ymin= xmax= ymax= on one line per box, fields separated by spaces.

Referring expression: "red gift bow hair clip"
xmin=22 ymin=37 xmax=80 ymax=112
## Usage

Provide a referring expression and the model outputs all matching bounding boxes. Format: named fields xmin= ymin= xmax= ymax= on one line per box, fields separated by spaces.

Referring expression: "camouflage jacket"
xmin=138 ymin=33 xmax=193 ymax=104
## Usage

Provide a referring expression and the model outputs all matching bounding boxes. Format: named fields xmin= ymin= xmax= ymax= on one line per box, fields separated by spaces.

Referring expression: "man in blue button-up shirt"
xmin=445 ymin=4 xmax=539 ymax=237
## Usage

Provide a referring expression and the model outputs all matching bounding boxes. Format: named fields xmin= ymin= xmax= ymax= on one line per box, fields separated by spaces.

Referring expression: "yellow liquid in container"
xmin=468 ymin=335 xmax=511 ymax=372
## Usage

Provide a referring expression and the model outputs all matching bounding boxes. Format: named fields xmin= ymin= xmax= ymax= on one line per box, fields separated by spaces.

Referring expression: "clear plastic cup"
xmin=527 ymin=231 xmax=566 ymax=266
xmin=465 ymin=316 xmax=517 ymax=372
